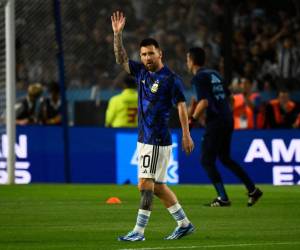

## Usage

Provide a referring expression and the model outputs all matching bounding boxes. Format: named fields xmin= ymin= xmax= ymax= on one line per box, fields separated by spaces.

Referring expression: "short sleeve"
xmin=171 ymin=76 xmax=186 ymax=105
xmin=129 ymin=60 xmax=144 ymax=77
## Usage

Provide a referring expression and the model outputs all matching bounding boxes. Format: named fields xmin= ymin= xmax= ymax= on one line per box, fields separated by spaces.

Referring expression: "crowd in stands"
xmin=15 ymin=82 xmax=62 ymax=126
xmin=13 ymin=0 xmax=300 ymax=129
xmin=230 ymin=77 xmax=300 ymax=129
xmin=15 ymin=0 xmax=300 ymax=90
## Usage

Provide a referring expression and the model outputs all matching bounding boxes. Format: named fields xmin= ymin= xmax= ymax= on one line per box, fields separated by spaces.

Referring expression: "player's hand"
xmin=111 ymin=11 xmax=126 ymax=34
xmin=182 ymin=134 xmax=194 ymax=155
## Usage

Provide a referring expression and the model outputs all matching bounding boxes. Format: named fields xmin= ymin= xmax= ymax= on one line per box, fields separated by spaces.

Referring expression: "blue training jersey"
xmin=192 ymin=67 xmax=233 ymax=126
xmin=129 ymin=60 xmax=186 ymax=146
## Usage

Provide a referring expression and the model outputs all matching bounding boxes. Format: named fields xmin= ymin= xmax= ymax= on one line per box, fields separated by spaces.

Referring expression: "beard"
xmin=144 ymin=61 xmax=158 ymax=72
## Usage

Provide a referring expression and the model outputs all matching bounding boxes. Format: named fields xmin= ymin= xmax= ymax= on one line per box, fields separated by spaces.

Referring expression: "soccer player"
xmin=187 ymin=47 xmax=263 ymax=207
xmin=111 ymin=11 xmax=195 ymax=241
xmin=105 ymin=75 xmax=138 ymax=128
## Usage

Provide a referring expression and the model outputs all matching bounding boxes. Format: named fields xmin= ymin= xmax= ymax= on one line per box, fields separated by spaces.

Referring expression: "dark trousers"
xmin=201 ymin=123 xmax=255 ymax=192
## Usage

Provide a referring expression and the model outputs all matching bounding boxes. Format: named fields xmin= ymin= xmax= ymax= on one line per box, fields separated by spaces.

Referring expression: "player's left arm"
xmin=172 ymin=76 xmax=194 ymax=154
xmin=177 ymin=101 xmax=194 ymax=155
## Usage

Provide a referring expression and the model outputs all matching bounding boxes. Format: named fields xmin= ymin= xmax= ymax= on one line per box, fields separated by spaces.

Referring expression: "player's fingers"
xmin=188 ymin=142 xmax=194 ymax=154
xmin=184 ymin=145 xmax=191 ymax=155
xmin=113 ymin=12 xmax=117 ymax=20
xmin=116 ymin=11 xmax=121 ymax=20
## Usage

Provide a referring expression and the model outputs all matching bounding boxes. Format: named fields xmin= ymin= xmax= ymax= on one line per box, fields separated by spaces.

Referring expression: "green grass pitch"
xmin=0 ymin=184 xmax=300 ymax=250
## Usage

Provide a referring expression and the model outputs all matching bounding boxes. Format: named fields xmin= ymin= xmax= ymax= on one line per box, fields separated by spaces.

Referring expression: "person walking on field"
xmin=112 ymin=11 xmax=195 ymax=241
xmin=187 ymin=47 xmax=263 ymax=207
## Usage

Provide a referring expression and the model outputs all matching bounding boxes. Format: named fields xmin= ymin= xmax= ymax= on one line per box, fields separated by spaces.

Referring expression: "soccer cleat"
xmin=118 ymin=231 xmax=145 ymax=241
xmin=247 ymin=188 xmax=263 ymax=207
xmin=165 ymin=223 xmax=195 ymax=240
xmin=208 ymin=197 xmax=231 ymax=207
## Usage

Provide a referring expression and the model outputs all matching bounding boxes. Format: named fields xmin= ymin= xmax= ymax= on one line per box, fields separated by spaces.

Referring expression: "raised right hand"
xmin=111 ymin=11 xmax=126 ymax=34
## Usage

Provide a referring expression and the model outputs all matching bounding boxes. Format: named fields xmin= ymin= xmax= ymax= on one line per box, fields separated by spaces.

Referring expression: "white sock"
xmin=167 ymin=203 xmax=190 ymax=227
xmin=133 ymin=209 xmax=151 ymax=234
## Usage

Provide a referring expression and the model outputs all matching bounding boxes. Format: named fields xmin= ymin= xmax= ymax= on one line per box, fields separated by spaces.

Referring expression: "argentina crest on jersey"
xmin=150 ymin=80 xmax=159 ymax=93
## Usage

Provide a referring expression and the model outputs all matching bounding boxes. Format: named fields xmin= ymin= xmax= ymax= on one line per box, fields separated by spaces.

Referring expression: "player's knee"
xmin=153 ymin=185 xmax=160 ymax=196
xmin=153 ymin=183 xmax=165 ymax=197
xmin=138 ymin=178 xmax=154 ymax=191
xmin=140 ymin=189 xmax=154 ymax=210
xmin=219 ymin=155 xmax=232 ymax=166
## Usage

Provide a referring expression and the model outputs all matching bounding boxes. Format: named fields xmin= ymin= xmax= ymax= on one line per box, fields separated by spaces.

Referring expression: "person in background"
xmin=187 ymin=47 xmax=263 ymax=207
xmin=15 ymin=83 xmax=43 ymax=125
xmin=276 ymin=36 xmax=300 ymax=91
xmin=38 ymin=82 xmax=62 ymax=125
xmin=265 ymin=89 xmax=299 ymax=128
xmin=233 ymin=77 xmax=264 ymax=129
xmin=105 ymin=75 xmax=138 ymax=128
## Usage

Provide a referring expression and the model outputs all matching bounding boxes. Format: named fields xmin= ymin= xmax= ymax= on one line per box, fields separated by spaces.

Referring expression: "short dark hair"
xmin=188 ymin=47 xmax=206 ymax=66
xmin=140 ymin=38 xmax=160 ymax=49
xmin=124 ymin=75 xmax=136 ymax=89
xmin=277 ymin=86 xmax=289 ymax=94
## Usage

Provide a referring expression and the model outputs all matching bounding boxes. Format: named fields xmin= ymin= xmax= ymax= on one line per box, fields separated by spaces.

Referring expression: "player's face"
xmin=140 ymin=45 xmax=162 ymax=72
xmin=186 ymin=53 xmax=193 ymax=73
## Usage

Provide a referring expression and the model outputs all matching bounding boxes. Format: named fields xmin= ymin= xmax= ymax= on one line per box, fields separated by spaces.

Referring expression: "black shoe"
xmin=207 ymin=197 xmax=231 ymax=207
xmin=247 ymin=188 xmax=263 ymax=207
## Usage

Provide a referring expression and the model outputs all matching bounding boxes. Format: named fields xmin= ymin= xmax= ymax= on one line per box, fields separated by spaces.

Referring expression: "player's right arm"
xmin=111 ymin=11 xmax=130 ymax=74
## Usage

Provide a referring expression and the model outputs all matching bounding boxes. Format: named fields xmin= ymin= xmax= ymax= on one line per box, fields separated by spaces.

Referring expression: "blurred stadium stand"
xmin=13 ymin=0 xmax=300 ymax=126
xmin=74 ymin=100 xmax=107 ymax=126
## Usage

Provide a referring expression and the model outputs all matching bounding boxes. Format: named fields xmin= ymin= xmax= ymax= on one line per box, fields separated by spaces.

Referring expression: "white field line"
xmin=118 ymin=241 xmax=300 ymax=250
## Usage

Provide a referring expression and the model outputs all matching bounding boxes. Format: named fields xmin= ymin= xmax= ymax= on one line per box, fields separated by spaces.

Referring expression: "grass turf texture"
xmin=0 ymin=184 xmax=300 ymax=250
